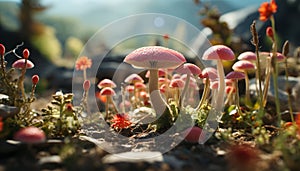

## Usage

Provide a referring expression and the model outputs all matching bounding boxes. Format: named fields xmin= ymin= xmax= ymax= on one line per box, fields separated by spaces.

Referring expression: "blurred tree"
xmin=19 ymin=0 xmax=48 ymax=39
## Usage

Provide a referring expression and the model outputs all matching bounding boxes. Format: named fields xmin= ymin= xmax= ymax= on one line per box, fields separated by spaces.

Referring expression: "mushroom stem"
xmin=149 ymin=69 xmax=169 ymax=115
xmin=18 ymin=59 xmax=27 ymax=100
xmin=196 ymin=78 xmax=210 ymax=110
xmin=108 ymin=96 xmax=118 ymax=114
xmin=244 ymin=71 xmax=252 ymax=107
xmin=179 ymin=73 xmax=190 ymax=108
xmin=215 ymin=60 xmax=225 ymax=113
xmin=262 ymin=57 xmax=271 ymax=107
xmin=234 ymin=79 xmax=242 ymax=114
xmin=104 ymin=96 xmax=109 ymax=120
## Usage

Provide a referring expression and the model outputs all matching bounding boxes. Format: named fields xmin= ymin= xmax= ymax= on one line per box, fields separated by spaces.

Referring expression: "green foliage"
xmin=30 ymin=26 xmax=62 ymax=62
xmin=65 ymin=37 xmax=84 ymax=58
xmin=39 ymin=91 xmax=82 ymax=138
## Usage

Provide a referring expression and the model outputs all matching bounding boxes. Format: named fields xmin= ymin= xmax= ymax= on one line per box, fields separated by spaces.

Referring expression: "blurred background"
xmin=0 ymin=0 xmax=299 ymax=92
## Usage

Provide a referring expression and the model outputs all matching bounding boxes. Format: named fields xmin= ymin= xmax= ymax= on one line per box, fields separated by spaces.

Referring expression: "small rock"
xmin=0 ymin=104 xmax=20 ymax=119
xmin=102 ymin=151 xmax=163 ymax=164
xmin=38 ymin=155 xmax=62 ymax=165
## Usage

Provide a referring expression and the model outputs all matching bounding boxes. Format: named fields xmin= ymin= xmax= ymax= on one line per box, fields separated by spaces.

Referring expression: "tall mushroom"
xmin=124 ymin=46 xmax=186 ymax=118
xmin=202 ymin=45 xmax=235 ymax=112
xmin=232 ymin=60 xmax=255 ymax=107
xmin=12 ymin=58 xmax=34 ymax=99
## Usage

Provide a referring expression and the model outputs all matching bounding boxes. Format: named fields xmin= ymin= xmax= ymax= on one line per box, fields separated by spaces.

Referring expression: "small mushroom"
xmin=97 ymin=79 xmax=116 ymax=89
xmin=175 ymin=63 xmax=201 ymax=108
xmin=226 ymin=71 xmax=245 ymax=114
xmin=196 ymin=67 xmax=218 ymax=110
xmin=202 ymin=45 xmax=235 ymax=112
xmin=100 ymin=87 xmax=118 ymax=120
xmin=12 ymin=58 xmax=35 ymax=98
xmin=232 ymin=60 xmax=256 ymax=107
xmin=169 ymin=78 xmax=185 ymax=106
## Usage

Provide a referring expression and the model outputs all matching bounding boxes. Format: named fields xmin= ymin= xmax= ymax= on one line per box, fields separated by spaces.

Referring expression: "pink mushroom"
xmin=12 ymin=58 xmax=35 ymax=98
xmin=201 ymin=45 xmax=235 ymax=112
xmin=232 ymin=60 xmax=255 ymax=107
xmin=12 ymin=59 xmax=34 ymax=69
xmin=14 ymin=126 xmax=46 ymax=144
xmin=169 ymin=78 xmax=185 ymax=106
xmin=100 ymin=87 xmax=118 ymax=120
xmin=196 ymin=67 xmax=219 ymax=110
xmin=97 ymin=78 xmax=116 ymax=89
xmin=124 ymin=74 xmax=145 ymax=108
xmin=226 ymin=71 xmax=245 ymax=113
xmin=124 ymin=46 xmax=186 ymax=116
xmin=175 ymin=63 xmax=201 ymax=108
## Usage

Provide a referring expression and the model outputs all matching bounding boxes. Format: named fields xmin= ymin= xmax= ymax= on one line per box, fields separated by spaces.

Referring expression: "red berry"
xmin=23 ymin=49 xmax=30 ymax=59
xmin=31 ymin=75 xmax=39 ymax=85
xmin=0 ymin=44 xmax=5 ymax=56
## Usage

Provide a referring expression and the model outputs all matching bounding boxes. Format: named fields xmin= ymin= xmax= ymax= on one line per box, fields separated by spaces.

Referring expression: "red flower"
xmin=111 ymin=113 xmax=132 ymax=130
xmin=75 ymin=56 xmax=92 ymax=70
xmin=258 ymin=0 xmax=277 ymax=21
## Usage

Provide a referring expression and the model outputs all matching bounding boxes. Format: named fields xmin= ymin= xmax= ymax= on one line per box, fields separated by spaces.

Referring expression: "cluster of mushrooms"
xmin=96 ymin=45 xmax=286 ymax=127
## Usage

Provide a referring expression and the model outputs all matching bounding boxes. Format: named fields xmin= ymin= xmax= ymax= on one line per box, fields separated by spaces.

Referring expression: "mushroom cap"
xmin=202 ymin=45 xmax=235 ymax=61
xmin=210 ymin=81 xmax=219 ymax=89
xmin=200 ymin=67 xmax=218 ymax=80
xmin=100 ymin=87 xmax=116 ymax=96
xmin=14 ymin=126 xmax=46 ymax=144
xmin=169 ymin=78 xmax=185 ymax=88
xmin=232 ymin=60 xmax=256 ymax=72
xmin=175 ymin=63 xmax=202 ymax=75
xmin=124 ymin=73 xmax=144 ymax=84
xmin=226 ymin=71 xmax=245 ymax=80
xmin=12 ymin=59 xmax=34 ymax=69
xmin=158 ymin=77 xmax=170 ymax=84
xmin=97 ymin=79 xmax=116 ymax=89
xmin=134 ymin=82 xmax=146 ymax=89
xmin=124 ymin=46 xmax=186 ymax=69
xmin=125 ymin=85 xmax=135 ymax=93
xmin=237 ymin=51 xmax=257 ymax=61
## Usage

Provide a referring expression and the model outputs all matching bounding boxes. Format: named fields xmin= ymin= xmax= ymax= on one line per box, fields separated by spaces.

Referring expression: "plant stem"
xmin=270 ymin=16 xmax=281 ymax=126
xmin=250 ymin=21 xmax=264 ymax=119
xmin=282 ymin=41 xmax=294 ymax=122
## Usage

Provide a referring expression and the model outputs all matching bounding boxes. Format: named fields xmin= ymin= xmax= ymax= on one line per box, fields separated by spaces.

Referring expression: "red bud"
xmin=83 ymin=80 xmax=90 ymax=91
xmin=266 ymin=27 xmax=274 ymax=40
xmin=23 ymin=49 xmax=30 ymax=59
xmin=31 ymin=75 xmax=39 ymax=85
xmin=0 ymin=44 xmax=5 ymax=56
